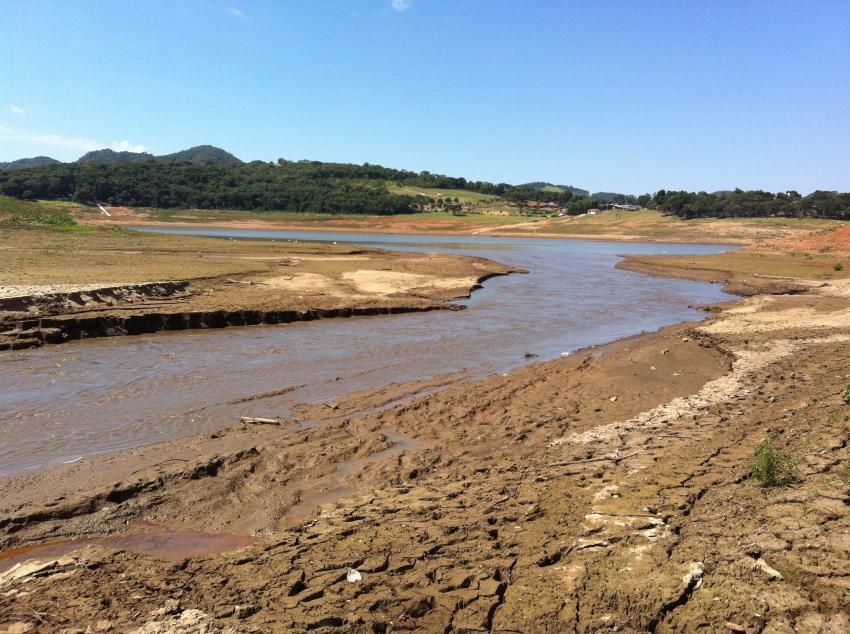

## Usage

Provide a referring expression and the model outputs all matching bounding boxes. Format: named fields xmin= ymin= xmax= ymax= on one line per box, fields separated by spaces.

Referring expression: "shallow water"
xmin=0 ymin=229 xmax=733 ymax=476
xmin=0 ymin=521 xmax=256 ymax=573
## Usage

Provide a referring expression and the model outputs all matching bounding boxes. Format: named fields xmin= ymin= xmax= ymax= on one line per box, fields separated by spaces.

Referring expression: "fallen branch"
xmin=240 ymin=416 xmax=281 ymax=425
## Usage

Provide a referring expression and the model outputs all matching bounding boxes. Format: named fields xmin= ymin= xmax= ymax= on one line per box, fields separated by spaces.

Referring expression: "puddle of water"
xmin=0 ymin=521 xmax=256 ymax=573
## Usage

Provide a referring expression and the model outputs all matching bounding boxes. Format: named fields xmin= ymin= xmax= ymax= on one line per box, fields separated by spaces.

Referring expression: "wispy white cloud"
xmin=391 ymin=0 xmax=412 ymax=10
xmin=228 ymin=7 xmax=244 ymax=18
xmin=110 ymin=140 xmax=146 ymax=153
xmin=0 ymin=125 xmax=145 ymax=154
xmin=8 ymin=104 xmax=25 ymax=116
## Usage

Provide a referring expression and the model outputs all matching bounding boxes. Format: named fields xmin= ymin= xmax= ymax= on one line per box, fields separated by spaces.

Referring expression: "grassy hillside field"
xmin=0 ymin=195 xmax=85 ymax=230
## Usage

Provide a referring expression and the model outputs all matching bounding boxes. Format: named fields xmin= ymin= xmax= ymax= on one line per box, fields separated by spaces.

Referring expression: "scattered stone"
xmin=130 ymin=609 xmax=211 ymax=634
xmin=346 ymin=567 xmax=362 ymax=583
xmin=682 ymin=561 xmax=704 ymax=589
xmin=233 ymin=604 xmax=258 ymax=619
xmin=94 ymin=620 xmax=113 ymax=632
xmin=5 ymin=623 xmax=34 ymax=634
xmin=725 ymin=623 xmax=747 ymax=633
xmin=752 ymin=557 xmax=783 ymax=580
xmin=151 ymin=598 xmax=181 ymax=617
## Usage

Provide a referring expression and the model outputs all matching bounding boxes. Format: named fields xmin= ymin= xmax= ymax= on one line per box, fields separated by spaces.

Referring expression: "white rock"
xmin=682 ymin=561 xmax=704 ymax=588
xmin=752 ymin=557 xmax=783 ymax=580
xmin=346 ymin=567 xmax=362 ymax=583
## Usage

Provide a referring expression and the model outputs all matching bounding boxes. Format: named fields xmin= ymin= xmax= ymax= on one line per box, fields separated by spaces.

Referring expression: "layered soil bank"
xmin=0 ymin=228 xmax=517 ymax=350
xmin=2 ymin=265 xmax=850 ymax=631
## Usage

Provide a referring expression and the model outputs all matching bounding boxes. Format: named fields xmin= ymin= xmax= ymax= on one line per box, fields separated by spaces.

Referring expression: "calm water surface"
xmin=0 ymin=228 xmax=733 ymax=476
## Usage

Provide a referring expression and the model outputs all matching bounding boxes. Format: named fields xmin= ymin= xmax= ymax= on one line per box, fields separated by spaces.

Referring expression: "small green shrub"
xmin=842 ymin=387 xmax=850 ymax=405
xmin=834 ymin=262 xmax=844 ymax=272
xmin=751 ymin=434 xmax=796 ymax=487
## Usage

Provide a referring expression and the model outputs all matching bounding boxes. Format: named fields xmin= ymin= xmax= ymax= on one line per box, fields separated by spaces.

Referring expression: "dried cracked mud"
xmin=2 ymin=279 xmax=850 ymax=632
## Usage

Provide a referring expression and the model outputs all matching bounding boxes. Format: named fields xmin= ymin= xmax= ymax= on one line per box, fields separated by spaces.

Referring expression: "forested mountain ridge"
xmin=0 ymin=152 xmax=848 ymax=219
xmin=158 ymin=145 xmax=242 ymax=165
xmin=517 ymin=182 xmax=590 ymax=196
xmin=77 ymin=149 xmax=157 ymax=164
xmin=1 ymin=145 xmax=242 ymax=169
xmin=0 ymin=156 xmax=60 ymax=170
xmin=0 ymin=158 xmax=584 ymax=214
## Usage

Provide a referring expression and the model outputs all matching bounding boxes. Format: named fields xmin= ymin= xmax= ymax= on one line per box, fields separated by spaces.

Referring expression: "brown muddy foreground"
xmin=2 ymin=265 xmax=850 ymax=632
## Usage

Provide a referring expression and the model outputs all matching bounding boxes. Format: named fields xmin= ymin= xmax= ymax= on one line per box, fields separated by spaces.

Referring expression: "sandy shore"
xmin=2 ymin=223 xmax=850 ymax=632
xmin=0 ymin=228 xmax=518 ymax=351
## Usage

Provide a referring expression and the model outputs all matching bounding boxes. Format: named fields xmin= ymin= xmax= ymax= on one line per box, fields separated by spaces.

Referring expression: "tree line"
xmin=0 ymin=161 xmax=421 ymax=214
xmin=639 ymin=189 xmax=850 ymax=220
xmin=0 ymin=159 xmax=584 ymax=214
xmin=1 ymin=158 xmax=848 ymax=219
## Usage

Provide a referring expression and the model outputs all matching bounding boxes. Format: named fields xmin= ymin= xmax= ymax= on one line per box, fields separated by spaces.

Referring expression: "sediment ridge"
xmin=0 ymin=227 xmax=518 ymax=351
xmin=0 ymin=301 xmax=464 ymax=351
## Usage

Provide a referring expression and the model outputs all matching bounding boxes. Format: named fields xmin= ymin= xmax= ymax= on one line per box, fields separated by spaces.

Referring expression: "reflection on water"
xmin=0 ymin=229 xmax=733 ymax=476
xmin=0 ymin=521 xmax=256 ymax=573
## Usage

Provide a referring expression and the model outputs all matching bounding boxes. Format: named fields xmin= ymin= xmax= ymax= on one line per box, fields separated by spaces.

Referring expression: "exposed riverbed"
xmin=0 ymin=229 xmax=732 ymax=476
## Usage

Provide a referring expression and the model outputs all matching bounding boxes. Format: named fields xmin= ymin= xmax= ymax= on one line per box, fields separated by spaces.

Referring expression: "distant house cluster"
xmin=516 ymin=200 xmax=642 ymax=217
xmin=586 ymin=203 xmax=641 ymax=215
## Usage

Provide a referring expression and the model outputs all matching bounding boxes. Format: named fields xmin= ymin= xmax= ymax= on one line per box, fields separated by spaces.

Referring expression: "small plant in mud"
xmin=751 ymin=434 xmax=797 ymax=487
xmin=842 ymin=387 xmax=850 ymax=405
xmin=834 ymin=262 xmax=844 ymax=272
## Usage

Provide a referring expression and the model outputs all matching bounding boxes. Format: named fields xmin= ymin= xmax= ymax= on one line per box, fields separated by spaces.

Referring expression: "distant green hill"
xmin=517 ymin=182 xmax=589 ymax=197
xmin=77 ymin=149 xmax=156 ymax=164
xmin=590 ymin=191 xmax=636 ymax=203
xmin=75 ymin=145 xmax=241 ymax=165
xmin=0 ymin=156 xmax=61 ymax=171
xmin=158 ymin=145 xmax=242 ymax=165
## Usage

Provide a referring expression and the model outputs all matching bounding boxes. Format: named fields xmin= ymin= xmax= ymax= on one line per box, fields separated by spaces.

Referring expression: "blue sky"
xmin=1 ymin=1 xmax=848 ymax=194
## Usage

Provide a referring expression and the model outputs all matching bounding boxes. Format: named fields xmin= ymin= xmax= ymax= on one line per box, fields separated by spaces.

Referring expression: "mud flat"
xmin=2 ymin=225 xmax=850 ymax=632
xmin=78 ymin=204 xmax=844 ymax=245
xmin=0 ymin=227 xmax=517 ymax=350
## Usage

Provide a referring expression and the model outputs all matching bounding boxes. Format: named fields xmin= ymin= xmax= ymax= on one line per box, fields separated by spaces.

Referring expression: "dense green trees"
xmin=1 ymin=157 xmax=848 ymax=219
xmin=646 ymin=188 xmax=850 ymax=220
xmin=0 ymin=159 xmax=577 ymax=214
xmin=0 ymin=161 xmax=422 ymax=214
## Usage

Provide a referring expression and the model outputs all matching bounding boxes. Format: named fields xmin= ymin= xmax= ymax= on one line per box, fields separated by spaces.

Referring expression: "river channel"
xmin=0 ymin=229 xmax=733 ymax=476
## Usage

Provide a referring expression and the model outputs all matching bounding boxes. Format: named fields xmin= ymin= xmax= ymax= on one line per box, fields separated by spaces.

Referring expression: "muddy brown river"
xmin=0 ymin=230 xmax=733 ymax=476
